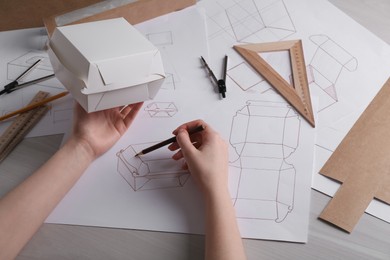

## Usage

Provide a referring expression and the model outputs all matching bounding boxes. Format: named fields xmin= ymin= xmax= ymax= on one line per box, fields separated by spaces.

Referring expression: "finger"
xmin=182 ymin=161 xmax=188 ymax=170
xmin=123 ymin=102 xmax=143 ymax=127
xmin=188 ymin=132 xmax=203 ymax=145
xmin=120 ymin=102 xmax=143 ymax=116
xmin=170 ymin=120 xmax=205 ymax=150
xmin=168 ymin=141 xmax=180 ymax=151
xmin=176 ymin=129 xmax=198 ymax=156
xmin=169 ymin=130 xmax=203 ymax=152
xmin=109 ymin=105 xmax=123 ymax=114
xmin=172 ymin=119 xmax=207 ymax=135
xmin=120 ymin=105 xmax=132 ymax=116
xmin=170 ymin=140 xmax=201 ymax=153
xmin=171 ymin=149 xmax=183 ymax=160
xmin=192 ymin=141 xmax=201 ymax=149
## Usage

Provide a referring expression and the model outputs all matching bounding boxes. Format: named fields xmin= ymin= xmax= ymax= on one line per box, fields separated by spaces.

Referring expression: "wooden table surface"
xmin=1 ymin=0 xmax=390 ymax=259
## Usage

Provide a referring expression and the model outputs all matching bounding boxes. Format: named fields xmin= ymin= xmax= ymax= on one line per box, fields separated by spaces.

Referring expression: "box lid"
xmin=49 ymin=17 xmax=165 ymax=95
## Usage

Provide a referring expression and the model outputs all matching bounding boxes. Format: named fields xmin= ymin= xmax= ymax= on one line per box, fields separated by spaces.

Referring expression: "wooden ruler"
xmin=0 ymin=91 xmax=50 ymax=162
xmin=234 ymin=40 xmax=315 ymax=127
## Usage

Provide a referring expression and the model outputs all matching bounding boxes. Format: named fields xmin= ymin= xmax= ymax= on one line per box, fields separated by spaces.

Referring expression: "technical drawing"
xmin=159 ymin=50 xmax=179 ymax=91
xmin=227 ymin=61 xmax=266 ymax=91
xmin=160 ymin=73 xmax=176 ymax=91
xmin=227 ymin=49 xmax=293 ymax=93
xmin=147 ymin=31 xmax=173 ymax=47
xmin=7 ymin=51 xmax=62 ymax=89
xmin=144 ymin=102 xmax=178 ymax=118
xmin=229 ymin=100 xmax=301 ymax=222
xmin=1 ymin=51 xmax=73 ymax=135
xmin=144 ymin=31 xmax=179 ymax=91
xmin=205 ymin=0 xmax=296 ymax=43
xmin=308 ymin=35 xmax=358 ymax=112
xmin=46 ymin=104 xmax=73 ymax=124
xmin=117 ymin=143 xmax=190 ymax=191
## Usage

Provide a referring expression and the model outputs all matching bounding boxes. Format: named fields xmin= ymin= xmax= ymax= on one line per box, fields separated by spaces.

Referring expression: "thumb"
xmin=176 ymin=129 xmax=197 ymax=156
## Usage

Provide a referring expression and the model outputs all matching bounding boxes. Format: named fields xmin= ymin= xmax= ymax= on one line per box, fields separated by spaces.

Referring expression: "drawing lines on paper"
xmin=47 ymin=106 xmax=73 ymax=124
xmin=227 ymin=61 xmax=267 ymax=92
xmin=146 ymin=31 xmax=173 ymax=47
xmin=206 ymin=0 xmax=296 ymax=43
xmin=162 ymin=73 xmax=177 ymax=90
xmin=227 ymin=49 xmax=293 ymax=93
xmin=7 ymin=51 xmax=61 ymax=89
xmin=2 ymin=51 xmax=72 ymax=126
xmin=146 ymin=31 xmax=179 ymax=91
xmin=144 ymin=102 xmax=178 ymax=118
xmin=228 ymin=34 xmax=359 ymax=110
xmin=229 ymin=100 xmax=300 ymax=222
xmin=308 ymin=35 xmax=358 ymax=112
xmin=117 ymin=143 xmax=190 ymax=191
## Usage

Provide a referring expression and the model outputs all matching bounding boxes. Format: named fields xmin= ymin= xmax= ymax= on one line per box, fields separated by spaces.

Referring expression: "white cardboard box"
xmin=47 ymin=17 xmax=165 ymax=112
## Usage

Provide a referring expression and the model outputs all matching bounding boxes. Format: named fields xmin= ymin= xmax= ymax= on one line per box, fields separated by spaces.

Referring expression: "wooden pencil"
xmin=135 ymin=124 xmax=205 ymax=156
xmin=0 ymin=91 xmax=69 ymax=122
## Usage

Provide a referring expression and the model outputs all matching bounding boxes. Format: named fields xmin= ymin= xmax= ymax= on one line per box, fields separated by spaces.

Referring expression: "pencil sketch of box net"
xmin=229 ymin=100 xmax=300 ymax=222
xmin=116 ymin=143 xmax=189 ymax=191
xmin=307 ymin=35 xmax=358 ymax=112
xmin=8 ymin=51 xmax=62 ymax=89
xmin=4 ymin=51 xmax=73 ymax=129
xmin=144 ymin=102 xmax=178 ymax=118
xmin=205 ymin=0 xmax=296 ymax=43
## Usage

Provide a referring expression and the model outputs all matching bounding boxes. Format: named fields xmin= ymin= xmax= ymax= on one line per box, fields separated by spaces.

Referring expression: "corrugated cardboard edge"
xmin=319 ymin=77 xmax=390 ymax=232
xmin=44 ymin=0 xmax=196 ymax=36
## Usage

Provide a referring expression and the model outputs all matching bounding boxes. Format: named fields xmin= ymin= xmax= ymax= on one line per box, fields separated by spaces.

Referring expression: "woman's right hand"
xmin=169 ymin=120 xmax=229 ymax=196
xmin=170 ymin=120 xmax=246 ymax=260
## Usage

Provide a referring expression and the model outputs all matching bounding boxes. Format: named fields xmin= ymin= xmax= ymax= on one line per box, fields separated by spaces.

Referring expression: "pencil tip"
xmin=134 ymin=152 xmax=142 ymax=157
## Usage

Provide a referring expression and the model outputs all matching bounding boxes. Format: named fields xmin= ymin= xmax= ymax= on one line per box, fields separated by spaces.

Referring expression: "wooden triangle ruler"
xmin=0 ymin=91 xmax=50 ymax=162
xmin=234 ymin=40 xmax=315 ymax=127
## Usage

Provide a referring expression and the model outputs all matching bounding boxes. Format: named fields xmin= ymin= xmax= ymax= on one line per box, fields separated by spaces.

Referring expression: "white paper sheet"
xmin=198 ymin=0 xmax=390 ymax=224
xmin=2 ymin=0 xmax=385 ymax=243
xmin=0 ymin=29 xmax=73 ymax=137
xmin=46 ymin=5 xmax=316 ymax=242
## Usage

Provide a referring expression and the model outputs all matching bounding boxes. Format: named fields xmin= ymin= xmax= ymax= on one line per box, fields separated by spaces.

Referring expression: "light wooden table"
xmin=1 ymin=1 xmax=390 ymax=259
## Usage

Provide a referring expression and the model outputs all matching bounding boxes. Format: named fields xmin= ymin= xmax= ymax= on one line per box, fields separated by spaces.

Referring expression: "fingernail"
xmin=172 ymin=128 xmax=180 ymax=135
xmin=178 ymin=128 xmax=187 ymax=135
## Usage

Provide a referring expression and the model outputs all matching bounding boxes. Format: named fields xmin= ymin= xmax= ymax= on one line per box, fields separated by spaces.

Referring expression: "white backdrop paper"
xmin=44 ymin=0 xmax=390 ymax=243
xmin=198 ymin=0 xmax=390 ymax=223
xmin=46 ymin=5 xmax=316 ymax=242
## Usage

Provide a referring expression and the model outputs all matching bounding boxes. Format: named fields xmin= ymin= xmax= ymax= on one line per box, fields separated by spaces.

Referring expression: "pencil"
xmin=0 ymin=91 xmax=69 ymax=122
xmin=135 ymin=124 xmax=205 ymax=156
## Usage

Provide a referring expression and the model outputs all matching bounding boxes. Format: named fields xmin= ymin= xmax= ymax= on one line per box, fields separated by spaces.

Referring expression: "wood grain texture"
xmin=234 ymin=40 xmax=315 ymax=127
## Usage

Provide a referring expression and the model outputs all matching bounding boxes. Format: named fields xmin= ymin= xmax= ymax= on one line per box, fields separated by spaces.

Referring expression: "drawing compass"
xmin=0 ymin=59 xmax=55 ymax=96
xmin=200 ymin=55 xmax=228 ymax=98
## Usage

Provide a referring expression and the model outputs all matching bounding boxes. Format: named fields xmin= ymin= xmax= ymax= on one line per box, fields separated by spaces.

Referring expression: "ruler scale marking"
xmin=0 ymin=91 xmax=50 ymax=162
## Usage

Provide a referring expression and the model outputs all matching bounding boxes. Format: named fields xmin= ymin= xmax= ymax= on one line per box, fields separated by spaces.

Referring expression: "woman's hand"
xmin=169 ymin=119 xmax=229 ymax=196
xmin=72 ymin=102 xmax=143 ymax=159
xmin=169 ymin=120 xmax=246 ymax=260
